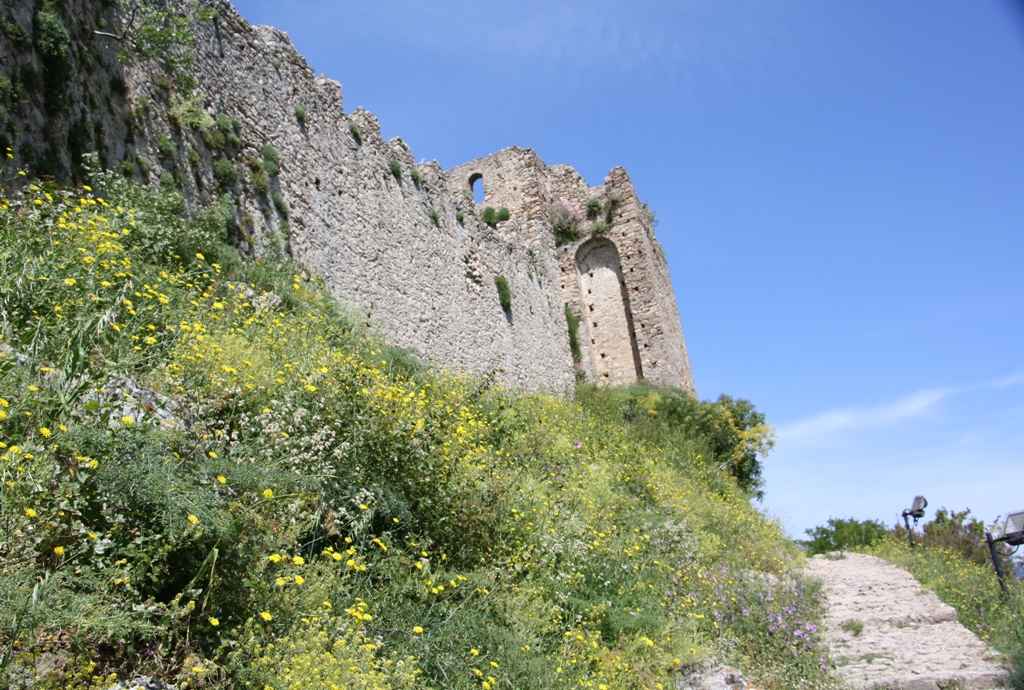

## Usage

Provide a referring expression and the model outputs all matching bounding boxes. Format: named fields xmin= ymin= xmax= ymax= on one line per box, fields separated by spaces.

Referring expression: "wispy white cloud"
xmin=988 ymin=372 xmax=1024 ymax=388
xmin=778 ymin=388 xmax=957 ymax=442
xmin=776 ymin=372 xmax=1024 ymax=444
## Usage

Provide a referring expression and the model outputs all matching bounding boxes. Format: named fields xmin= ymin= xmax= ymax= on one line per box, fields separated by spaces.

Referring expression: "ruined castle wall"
xmin=175 ymin=2 xmax=575 ymax=391
xmin=1 ymin=0 xmax=691 ymax=394
xmin=450 ymin=149 xmax=695 ymax=393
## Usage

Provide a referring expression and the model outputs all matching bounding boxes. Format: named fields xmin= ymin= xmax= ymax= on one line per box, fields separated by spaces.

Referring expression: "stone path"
xmin=804 ymin=552 xmax=1009 ymax=690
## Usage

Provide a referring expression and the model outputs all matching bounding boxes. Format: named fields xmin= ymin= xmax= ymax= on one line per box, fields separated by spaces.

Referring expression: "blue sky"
xmin=230 ymin=0 xmax=1024 ymax=538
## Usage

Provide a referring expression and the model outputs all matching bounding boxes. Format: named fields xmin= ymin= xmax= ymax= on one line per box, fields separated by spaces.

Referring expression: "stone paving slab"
xmin=804 ymin=552 xmax=1009 ymax=690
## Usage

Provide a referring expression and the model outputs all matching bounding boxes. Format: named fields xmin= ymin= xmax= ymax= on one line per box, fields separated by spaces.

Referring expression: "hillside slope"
xmin=0 ymin=170 xmax=838 ymax=688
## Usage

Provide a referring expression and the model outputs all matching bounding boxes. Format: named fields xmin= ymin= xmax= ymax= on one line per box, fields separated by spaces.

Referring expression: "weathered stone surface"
xmin=0 ymin=0 xmax=695 ymax=393
xmin=804 ymin=553 xmax=1009 ymax=690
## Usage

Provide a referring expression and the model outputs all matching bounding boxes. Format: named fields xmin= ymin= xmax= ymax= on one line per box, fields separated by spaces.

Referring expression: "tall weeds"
xmin=0 ymin=175 xmax=840 ymax=688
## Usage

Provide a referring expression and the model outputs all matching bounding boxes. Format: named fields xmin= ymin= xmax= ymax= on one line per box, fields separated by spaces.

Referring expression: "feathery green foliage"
xmin=0 ymin=167 xmax=836 ymax=689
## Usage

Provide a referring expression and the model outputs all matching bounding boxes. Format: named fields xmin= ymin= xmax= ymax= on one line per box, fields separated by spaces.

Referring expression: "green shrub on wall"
xmin=481 ymin=206 xmax=497 ymax=227
xmin=349 ymin=122 xmax=362 ymax=145
xmin=262 ymin=144 xmax=280 ymax=177
xmin=156 ymin=136 xmax=176 ymax=159
xmin=564 ymin=304 xmax=583 ymax=364
xmin=494 ymin=275 xmax=512 ymax=312
xmin=214 ymin=157 xmax=238 ymax=187
xmin=550 ymin=204 xmax=583 ymax=247
xmin=389 ymin=160 xmax=402 ymax=180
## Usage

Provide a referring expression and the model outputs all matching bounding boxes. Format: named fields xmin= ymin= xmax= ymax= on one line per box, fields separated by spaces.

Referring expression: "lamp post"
xmin=901 ymin=496 xmax=927 ymax=550
xmin=986 ymin=510 xmax=1024 ymax=598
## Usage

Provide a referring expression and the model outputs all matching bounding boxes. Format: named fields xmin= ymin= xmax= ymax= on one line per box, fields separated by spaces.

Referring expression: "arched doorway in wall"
xmin=575 ymin=238 xmax=643 ymax=385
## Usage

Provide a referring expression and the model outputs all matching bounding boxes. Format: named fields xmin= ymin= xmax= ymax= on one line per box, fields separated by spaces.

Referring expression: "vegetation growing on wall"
xmin=481 ymin=206 xmax=497 ymax=227
xmin=261 ymin=144 xmax=280 ymax=178
xmin=551 ymin=203 xmax=583 ymax=246
xmin=494 ymin=274 xmax=512 ymax=312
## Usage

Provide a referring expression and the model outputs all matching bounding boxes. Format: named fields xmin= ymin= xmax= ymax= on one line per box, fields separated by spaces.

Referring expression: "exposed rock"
xmin=675 ymin=659 xmax=758 ymax=690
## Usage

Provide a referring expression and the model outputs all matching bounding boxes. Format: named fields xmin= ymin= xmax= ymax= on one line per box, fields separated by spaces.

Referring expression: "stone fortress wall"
xmin=0 ymin=0 xmax=695 ymax=394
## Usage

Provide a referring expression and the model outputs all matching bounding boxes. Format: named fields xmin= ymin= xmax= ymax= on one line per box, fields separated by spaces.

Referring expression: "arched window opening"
xmin=469 ymin=173 xmax=485 ymax=205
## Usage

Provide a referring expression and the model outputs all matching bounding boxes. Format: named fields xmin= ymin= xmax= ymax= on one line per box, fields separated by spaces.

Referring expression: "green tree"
xmin=804 ymin=518 xmax=889 ymax=555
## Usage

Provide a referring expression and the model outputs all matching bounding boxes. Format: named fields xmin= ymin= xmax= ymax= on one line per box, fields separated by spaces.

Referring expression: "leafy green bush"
xmin=34 ymin=10 xmax=69 ymax=59
xmin=804 ymin=517 xmax=889 ymax=555
xmin=34 ymin=9 xmax=70 ymax=115
xmin=187 ymin=147 xmax=201 ymax=169
xmin=427 ymin=209 xmax=439 ymax=227
xmin=137 ymin=156 xmax=153 ymax=175
xmin=217 ymin=113 xmax=233 ymax=134
xmin=480 ymin=206 xmax=497 ymax=227
xmin=294 ymin=106 xmax=306 ymax=123
xmin=591 ymin=219 xmax=608 ymax=235
xmin=272 ymin=192 xmax=289 ymax=218
xmin=262 ymin=144 xmax=280 ymax=177
xmin=388 ymin=160 xmax=402 ymax=180
xmin=201 ymin=126 xmax=226 ymax=149
xmin=494 ymin=275 xmax=512 ymax=311
xmin=169 ymin=94 xmax=214 ymax=130
xmin=156 ymin=135 xmax=176 ymax=159
xmin=4 ymin=20 xmax=29 ymax=47
xmin=497 ymin=206 xmax=510 ymax=222
xmin=585 ymin=197 xmax=602 ymax=219
xmin=214 ymin=157 xmax=238 ymax=187
xmin=251 ymin=168 xmax=269 ymax=196
xmin=456 ymin=211 xmax=464 ymax=223
xmin=349 ymin=122 xmax=362 ymax=145
xmin=550 ymin=203 xmax=583 ymax=246
xmin=410 ymin=168 xmax=421 ymax=186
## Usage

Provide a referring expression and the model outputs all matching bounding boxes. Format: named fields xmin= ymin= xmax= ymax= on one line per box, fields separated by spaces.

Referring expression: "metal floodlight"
xmin=1001 ymin=510 xmax=1024 ymax=547
xmin=901 ymin=495 xmax=928 ymax=550
xmin=986 ymin=509 xmax=1024 ymax=597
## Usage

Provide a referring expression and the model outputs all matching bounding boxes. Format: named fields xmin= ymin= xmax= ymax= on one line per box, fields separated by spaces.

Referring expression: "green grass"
xmin=0 ymin=168 xmax=841 ymax=689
